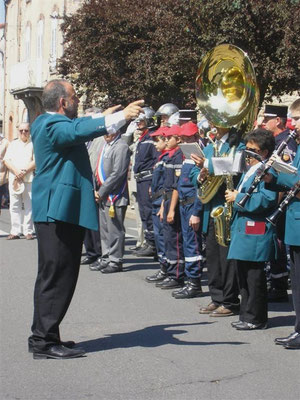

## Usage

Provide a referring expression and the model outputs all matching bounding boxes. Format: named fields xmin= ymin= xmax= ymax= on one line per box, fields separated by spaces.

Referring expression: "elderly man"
xmin=28 ymin=79 xmax=143 ymax=360
xmin=90 ymin=130 xmax=130 ymax=273
xmin=4 ymin=122 xmax=35 ymax=239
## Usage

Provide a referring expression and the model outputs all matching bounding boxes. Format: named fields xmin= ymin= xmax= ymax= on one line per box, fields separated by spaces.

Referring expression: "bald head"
xmin=42 ymin=79 xmax=79 ymax=119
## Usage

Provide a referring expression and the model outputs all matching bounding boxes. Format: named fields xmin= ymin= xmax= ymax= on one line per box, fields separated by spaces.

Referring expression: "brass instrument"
xmin=210 ymin=175 xmax=234 ymax=247
xmin=195 ymin=44 xmax=259 ymax=246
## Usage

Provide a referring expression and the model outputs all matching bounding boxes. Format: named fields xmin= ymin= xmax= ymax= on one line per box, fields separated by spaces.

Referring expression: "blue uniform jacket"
xmin=228 ymin=170 xmax=278 ymax=262
xmin=133 ymin=130 xmax=159 ymax=180
xmin=190 ymin=140 xmax=245 ymax=233
xmin=163 ymin=148 xmax=184 ymax=193
xmin=31 ymin=112 xmax=108 ymax=231
xmin=151 ymin=153 xmax=168 ymax=206
xmin=178 ymin=159 xmax=202 ymax=217
xmin=267 ymin=146 xmax=300 ymax=246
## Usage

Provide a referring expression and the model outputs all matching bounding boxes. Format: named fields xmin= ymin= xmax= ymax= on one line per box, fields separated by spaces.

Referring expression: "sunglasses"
xmin=19 ymin=129 xmax=29 ymax=133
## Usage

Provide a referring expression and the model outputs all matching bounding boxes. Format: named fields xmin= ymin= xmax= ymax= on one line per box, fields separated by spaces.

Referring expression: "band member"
xmin=265 ymin=98 xmax=300 ymax=349
xmin=226 ymin=129 xmax=278 ymax=330
xmin=262 ymin=104 xmax=298 ymax=302
xmin=190 ymin=127 xmax=244 ymax=316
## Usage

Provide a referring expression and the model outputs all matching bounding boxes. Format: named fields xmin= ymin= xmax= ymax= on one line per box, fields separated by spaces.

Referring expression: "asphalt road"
xmin=0 ymin=208 xmax=299 ymax=400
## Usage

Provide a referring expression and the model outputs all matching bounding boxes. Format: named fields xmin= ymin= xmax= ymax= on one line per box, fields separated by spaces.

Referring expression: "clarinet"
xmin=236 ymin=130 xmax=298 ymax=209
xmin=267 ymin=181 xmax=300 ymax=226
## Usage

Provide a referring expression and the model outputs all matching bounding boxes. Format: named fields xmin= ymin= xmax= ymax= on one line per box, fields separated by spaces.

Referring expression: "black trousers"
xmin=237 ymin=260 xmax=268 ymax=325
xmin=206 ymin=218 xmax=239 ymax=309
xmin=83 ymin=228 xmax=101 ymax=259
xmin=290 ymin=246 xmax=300 ymax=333
xmin=136 ymin=179 xmax=154 ymax=245
xmin=29 ymin=221 xmax=85 ymax=350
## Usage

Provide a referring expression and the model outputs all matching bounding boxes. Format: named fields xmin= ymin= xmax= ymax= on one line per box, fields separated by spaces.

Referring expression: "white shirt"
xmin=4 ymin=139 xmax=35 ymax=184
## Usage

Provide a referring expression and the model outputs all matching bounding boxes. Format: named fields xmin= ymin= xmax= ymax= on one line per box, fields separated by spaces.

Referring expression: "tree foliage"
xmin=59 ymin=0 xmax=300 ymax=109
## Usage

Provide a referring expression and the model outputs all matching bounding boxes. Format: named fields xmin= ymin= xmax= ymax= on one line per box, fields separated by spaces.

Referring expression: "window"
xmin=49 ymin=11 xmax=58 ymax=72
xmin=25 ymin=24 xmax=31 ymax=60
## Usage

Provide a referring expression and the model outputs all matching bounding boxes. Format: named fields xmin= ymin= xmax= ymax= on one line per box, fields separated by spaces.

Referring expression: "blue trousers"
xmin=163 ymin=199 xmax=184 ymax=279
xmin=152 ymin=203 xmax=167 ymax=271
xmin=180 ymin=203 xmax=203 ymax=278
xmin=136 ymin=179 xmax=154 ymax=245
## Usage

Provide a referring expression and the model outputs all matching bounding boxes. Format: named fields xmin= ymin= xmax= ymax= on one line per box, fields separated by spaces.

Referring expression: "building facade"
xmin=3 ymin=0 xmax=83 ymax=140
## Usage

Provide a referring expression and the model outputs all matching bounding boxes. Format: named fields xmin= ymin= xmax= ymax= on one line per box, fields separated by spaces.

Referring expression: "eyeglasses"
xmin=246 ymin=147 xmax=261 ymax=153
xmin=19 ymin=129 xmax=29 ymax=133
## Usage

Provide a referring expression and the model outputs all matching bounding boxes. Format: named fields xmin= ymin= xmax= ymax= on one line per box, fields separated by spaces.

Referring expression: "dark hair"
xmin=244 ymin=128 xmax=275 ymax=157
xmin=42 ymin=79 xmax=69 ymax=111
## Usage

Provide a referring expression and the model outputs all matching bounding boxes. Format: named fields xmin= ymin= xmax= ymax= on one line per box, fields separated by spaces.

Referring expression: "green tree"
xmin=59 ymin=0 xmax=300 ymax=109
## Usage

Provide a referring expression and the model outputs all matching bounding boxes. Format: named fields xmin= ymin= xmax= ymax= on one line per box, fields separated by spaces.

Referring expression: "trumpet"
xmin=236 ymin=130 xmax=298 ymax=209
xmin=266 ymin=180 xmax=300 ymax=226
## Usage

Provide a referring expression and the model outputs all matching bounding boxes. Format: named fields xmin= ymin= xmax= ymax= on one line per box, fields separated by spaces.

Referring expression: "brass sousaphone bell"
xmin=195 ymin=43 xmax=259 ymax=131
xmin=195 ymin=44 xmax=259 ymax=246
xmin=195 ymin=44 xmax=259 ymax=205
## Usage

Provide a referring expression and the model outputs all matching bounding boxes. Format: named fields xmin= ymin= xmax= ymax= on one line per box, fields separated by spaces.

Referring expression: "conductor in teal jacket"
xmin=28 ymin=79 xmax=143 ymax=359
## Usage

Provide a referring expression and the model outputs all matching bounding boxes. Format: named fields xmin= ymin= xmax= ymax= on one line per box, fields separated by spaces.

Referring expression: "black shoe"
xmin=89 ymin=258 xmax=108 ymax=271
xmin=231 ymin=320 xmax=243 ymax=328
xmin=283 ymin=334 xmax=300 ymax=349
xmin=235 ymin=321 xmax=267 ymax=330
xmin=81 ymin=256 xmax=98 ymax=265
xmin=101 ymin=263 xmax=123 ymax=274
xmin=135 ymin=244 xmax=157 ymax=257
xmin=267 ymin=288 xmax=289 ymax=303
xmin=33 ymin=344 xmax=85 ymax=359
xmin=129 ymin=244 xmax=142 ymax=251
xmin=28 ymin=340 xmax=75 ymax=353
xmin=159 ymin=277 xmax=184 ymax=290
xmin=145 ymin=270 xmax=167 ymax=283
xmin=275 ymin=332 xmax=300 ymax=346
xmin=172 ymin=279 xmax=203 ymax=299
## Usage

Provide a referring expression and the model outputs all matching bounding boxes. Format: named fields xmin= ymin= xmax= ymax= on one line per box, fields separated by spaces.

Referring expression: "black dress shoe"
xmin=81 ymin=256 xmax=98 ymax=265
xmin=235 ymin=321 xmax=267 ymax=330
xmin=33 ymin=344 xmax=85 ymax=359
xmin=129 ymin=244 xmax=142 ymax=251
xmin=145 ymin=270 xmax=167 ymax=283
xmin=231 ymin=320 xmax=243 ymax=328
xmin=275 ymin=332 xmax=300 ymax=346
xmin=159 ymin=277 xmax=184 ymax=290
xmin=89 ymin=258 xmax=108 ymax=271
xmin=101 ymin=263 xmax=123 ymax=274
xmin=135 ymin=244 xmax=157 ymax=257
xmin=284 ymin=334 xmax=300 ymax=349
xmin=172 ymin=280 xmax=203 ymax=299
xmin=267 ymin=288 xmax=289 ymax=303
xmin=28 ymin=340 xmax=75 ymax=353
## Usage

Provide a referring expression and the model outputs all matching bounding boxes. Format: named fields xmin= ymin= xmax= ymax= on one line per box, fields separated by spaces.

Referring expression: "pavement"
xmin=0 ymin=208 xmax=299 ymax=400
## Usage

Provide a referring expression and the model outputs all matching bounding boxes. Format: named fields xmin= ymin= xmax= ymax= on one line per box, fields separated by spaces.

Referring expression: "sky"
xmin=0 ymin=0 xmax=5 ymax=24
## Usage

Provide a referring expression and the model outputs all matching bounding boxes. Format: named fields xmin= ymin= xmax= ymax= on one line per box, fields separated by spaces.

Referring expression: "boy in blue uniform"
xmin=156 ymin=125 xmax=185 ymax=289
xmin=145 ymin=126 xmax=170 ymax=282
xmin=172 ymin=122 xmax=204 ymax=298
xmin=225 ymin=129 xmax=278 ymax=330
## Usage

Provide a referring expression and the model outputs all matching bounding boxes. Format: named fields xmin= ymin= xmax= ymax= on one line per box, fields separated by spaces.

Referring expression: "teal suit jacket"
xmin=31 ymin=112 xmax=108 ymax=230
xmin=267 ymin=146 xmax=300 ymax=246
xmin=189 ymin=140 xmax=245 ymax=233
xmin=228 ymin=171 xmax=278 ymax=262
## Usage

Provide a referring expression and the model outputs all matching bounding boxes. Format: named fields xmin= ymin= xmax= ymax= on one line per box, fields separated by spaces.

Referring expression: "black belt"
xmin=134 ymin=169 xmax=153 ymax=180
xmin=179 ymin=197 xmax=195 ymax=206
xmin=163 ymin=191 xmax=173 ymax=201
xmin=151 ymin=188 xmax=165 ymax=201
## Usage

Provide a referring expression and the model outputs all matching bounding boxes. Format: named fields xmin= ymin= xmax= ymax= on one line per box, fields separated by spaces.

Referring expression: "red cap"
xmin=164 ymin=125 xmax=181 ymax=137
xmin=149 ymin=126 xmax=170 ymax=137
xmin=180 ymin=121 xmax=198 ymax=137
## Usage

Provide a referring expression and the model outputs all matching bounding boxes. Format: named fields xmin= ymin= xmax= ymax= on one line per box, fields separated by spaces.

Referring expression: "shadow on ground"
xmin=78 ymin=322 xmax=248 ymax=353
